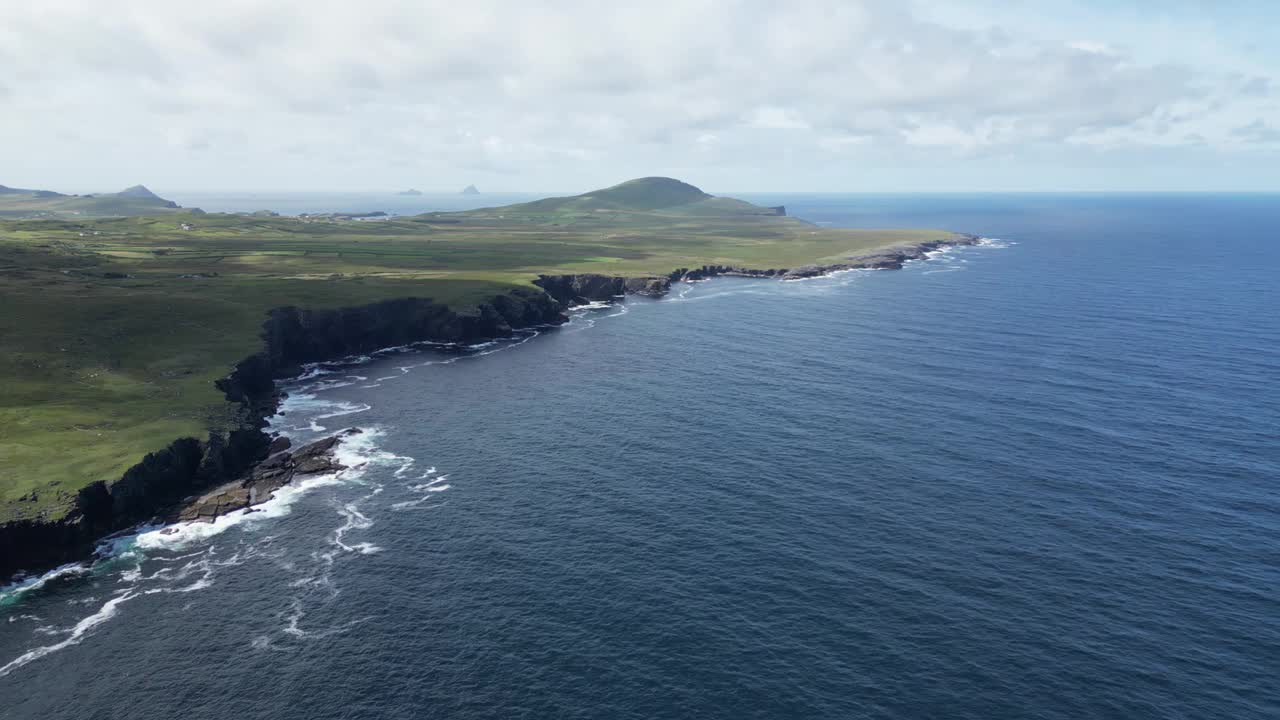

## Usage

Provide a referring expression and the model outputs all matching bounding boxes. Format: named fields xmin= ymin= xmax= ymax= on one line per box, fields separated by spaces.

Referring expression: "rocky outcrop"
xmin=534 ymin=274 xmax=627 ymax=304
xmin=0 ymin=287 xmax=567 ymax=581
xmin=623 ymin=276 xmax=672 ymax=297
xmin=0 ymin=422 xmax=273 ymax=579
xmin=667 ymin=265 xmax=784 ymax=282
xmin=174 ymin=430 xmax=358 ymax=524
xmin=535 ymin=273 xmax=679 ymax=304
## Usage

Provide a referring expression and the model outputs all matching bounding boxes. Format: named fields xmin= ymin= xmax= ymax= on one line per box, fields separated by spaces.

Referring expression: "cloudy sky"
xmin=1 ymin=0 xmax=1276 ymax=192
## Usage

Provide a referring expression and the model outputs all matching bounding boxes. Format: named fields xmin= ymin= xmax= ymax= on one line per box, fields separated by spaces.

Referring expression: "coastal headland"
xmin=0 ymin=177 xmax=972 ymax=578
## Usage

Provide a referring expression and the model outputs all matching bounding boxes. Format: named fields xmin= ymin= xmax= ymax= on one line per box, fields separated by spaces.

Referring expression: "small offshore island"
xmin=0 ymin=177 xmax=973 ymax=578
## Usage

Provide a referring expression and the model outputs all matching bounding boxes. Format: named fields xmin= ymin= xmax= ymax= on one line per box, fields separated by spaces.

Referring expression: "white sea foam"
xmin=393 ymin=465 xmax=454 ymax=510
xmin=307 ymin=374 xmax=368 ymax=391
xmin=250 ymin=634 xmax=287 ymax=652
xmin=331 ymin=503 xmax=379 ymax=555
xmin=0 ymin=563 xmax=91 ymax=607
xmin=133 ymin=472 xmax=346 ymax=553
xmin=0 ymin=590 xmax=137 ymax=678
xmin=391 ymin=498 xmax=448 ymax=511
xmin=976 ymin=237 xmax=1013 ymax=248
xmin=314 ymin=402 xmax=372 ymax=421
xmin=781 ymin=267 xmax=875 ymax=284
xmin=407 ymin=475 xmax=449 ymax=492
xmin=292 ymin=365 xmax=337 ymax=382
xmin=281 ymin=600 xmax=371 ymax=640
xmin=271 ymin=394 xmax=372 ymax=434
xmin=393 ymin=459 xmax=416 ymax=478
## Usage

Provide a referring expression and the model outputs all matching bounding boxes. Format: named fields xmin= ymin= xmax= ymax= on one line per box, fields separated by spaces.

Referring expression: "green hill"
xmin=115 ymin=184 xmax=167 ymax=201
xmin=498 ymin=177 xmax=717 ymax=213
xmin=457 ymin=177 xmax=788 ymax=222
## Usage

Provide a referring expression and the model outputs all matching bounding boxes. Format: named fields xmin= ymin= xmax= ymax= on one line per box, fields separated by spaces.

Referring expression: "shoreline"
xmin=0 ymin=233 xmax=979 ymax=582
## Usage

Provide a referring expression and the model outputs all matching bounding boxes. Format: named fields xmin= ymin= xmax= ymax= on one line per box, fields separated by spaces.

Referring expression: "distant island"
xmin=0 ymin=176 xmax=970 ymax=579
xmin=0 ymin=183 xmax=189 ymax=219
xmin=461 ymin=184 xmax=480 ymax=195
xmin=398 ymin=189 xmax=423 ymax=196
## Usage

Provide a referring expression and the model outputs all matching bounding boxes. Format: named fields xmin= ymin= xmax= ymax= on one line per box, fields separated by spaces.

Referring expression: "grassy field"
xmin=0 ymin=178 xmax=955 ymax=522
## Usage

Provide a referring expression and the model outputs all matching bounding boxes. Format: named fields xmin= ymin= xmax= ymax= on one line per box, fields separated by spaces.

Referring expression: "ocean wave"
xmin=281 ymin=599 xmax=371 ymax=640
xmin=0 ymin=590 xmax=137 ymax=678
xmin=570 ymin=300 xmax=616 ymax=311
xmin=0 ymin=564 xmax=91 ymax=609
xmin=331 ymin=502 xmax=380 ymax=555
xmin=133 ymin=472 xmax=347 ymax=553
xmin=393 ymin=468 xmax=452 ymax=510
xmin=780 ymin=267 xmax=876 ymax=284
xmin=976 ymin=237 xmax=1014 ymax=248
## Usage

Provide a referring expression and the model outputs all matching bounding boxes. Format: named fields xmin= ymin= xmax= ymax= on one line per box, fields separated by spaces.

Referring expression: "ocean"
xmin=2 ymin=194 xmax=1277 ymax=719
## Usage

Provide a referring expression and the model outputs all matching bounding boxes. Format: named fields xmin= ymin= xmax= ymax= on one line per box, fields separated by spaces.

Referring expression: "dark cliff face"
xmin=258 ymin=289 xmax=564 ymax=376
xmin=534 ymin=275 xmax=626 ymax=304
xmin=0 ymin=288 xmax=567 ymax=581
xmin=535 ymin=274 xmax=673 ymax=305
xmin=0 ymin=427 xmax=273 ymax=579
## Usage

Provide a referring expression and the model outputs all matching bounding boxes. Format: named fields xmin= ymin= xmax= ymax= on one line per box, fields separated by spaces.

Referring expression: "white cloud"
xmin=0 ymin=0 xmax=1275 ymax=191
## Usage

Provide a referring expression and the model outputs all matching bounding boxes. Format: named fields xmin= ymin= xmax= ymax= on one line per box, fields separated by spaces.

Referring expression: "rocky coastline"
xmin=0 ymin=288 xmax=566 ymax=581
xmin=170 ymin=430 xmax=357 ymax=524
xmin=1 ymin=233 xmax=977 ymax=581
xmin=535 ymin=234 xmax=981 ymax=303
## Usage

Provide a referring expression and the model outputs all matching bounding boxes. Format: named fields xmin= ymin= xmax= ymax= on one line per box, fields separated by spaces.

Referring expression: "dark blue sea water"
xmin=2 ymin=194 xmax=1278 ymax=719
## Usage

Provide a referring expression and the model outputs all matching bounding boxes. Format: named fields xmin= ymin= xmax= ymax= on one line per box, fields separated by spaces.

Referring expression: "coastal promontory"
xmin=0 ymin=176 xmax=966 ymax=578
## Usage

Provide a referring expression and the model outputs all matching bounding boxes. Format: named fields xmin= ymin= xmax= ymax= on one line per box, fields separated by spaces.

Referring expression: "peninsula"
xmin=0 ymin=177 xmax=970 ymax=577
xmin=0 ymin=184 xmax=188 ymax=219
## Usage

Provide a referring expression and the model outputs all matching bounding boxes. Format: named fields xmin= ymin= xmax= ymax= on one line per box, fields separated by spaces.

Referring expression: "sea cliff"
xmin=0 ymin=288 xmax=565 ymax=580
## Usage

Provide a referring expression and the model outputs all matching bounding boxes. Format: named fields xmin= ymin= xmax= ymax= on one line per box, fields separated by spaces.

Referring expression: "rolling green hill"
xmin=462 ymin=177 xmax=786 ymax=220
